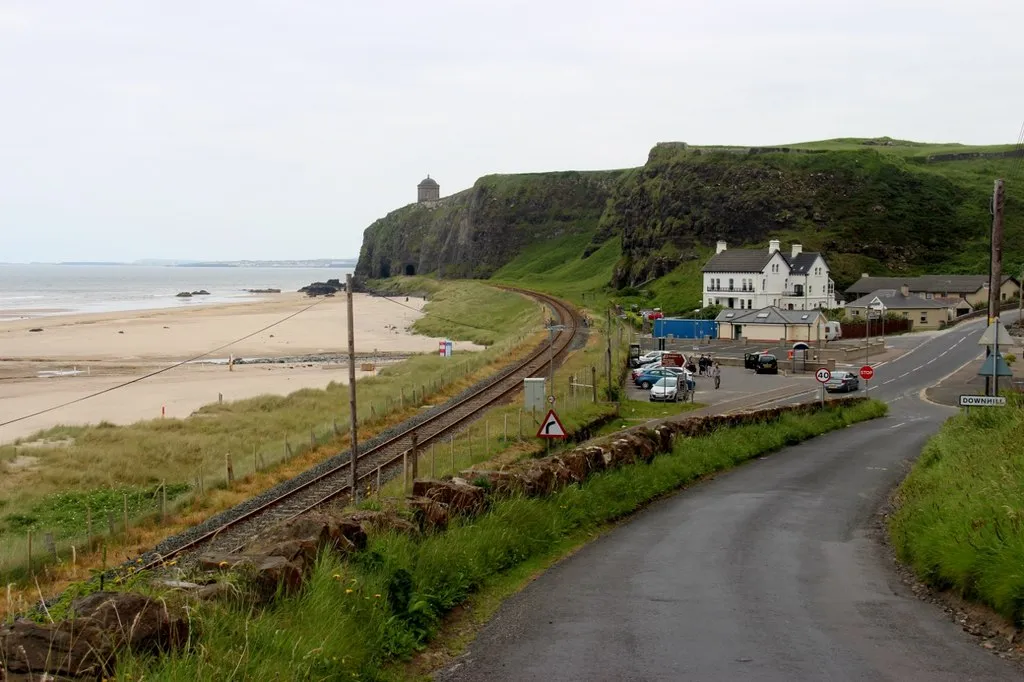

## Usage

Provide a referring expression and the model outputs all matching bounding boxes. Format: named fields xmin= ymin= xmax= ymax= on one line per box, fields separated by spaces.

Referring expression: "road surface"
xmin=439 ymin=315 xmax=1022 ymax=681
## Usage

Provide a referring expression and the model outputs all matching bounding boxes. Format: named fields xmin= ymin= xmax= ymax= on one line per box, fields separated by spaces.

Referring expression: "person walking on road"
xmin=711 ymin=361 xmax=721 ymax=390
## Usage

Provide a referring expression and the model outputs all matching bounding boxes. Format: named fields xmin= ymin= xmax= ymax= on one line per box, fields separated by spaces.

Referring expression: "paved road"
xmin=439 ymin=314 xmax=1022 ymax=682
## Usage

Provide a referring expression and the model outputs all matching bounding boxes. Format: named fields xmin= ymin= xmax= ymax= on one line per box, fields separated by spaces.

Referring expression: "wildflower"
xmin=345 ymin=588 xmax=353 ymax=594
xmin=332 ymin=574 xmax=342 ymax=581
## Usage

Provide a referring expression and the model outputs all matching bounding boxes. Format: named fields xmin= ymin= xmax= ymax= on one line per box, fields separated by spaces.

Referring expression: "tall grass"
xmin=118 ymin=399 xmax=886 ymax=681
xmin=0 ymin=281 xmax=543 ymax=581
xmin=889 ymin=397 xmax=1024 ymax=622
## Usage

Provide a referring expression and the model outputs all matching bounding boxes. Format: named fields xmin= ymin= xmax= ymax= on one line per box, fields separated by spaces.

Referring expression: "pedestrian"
xmin=683 ymin=366 xmax=696 ymax=394
xmin=711 ymin=361 xmax=721 ymax=390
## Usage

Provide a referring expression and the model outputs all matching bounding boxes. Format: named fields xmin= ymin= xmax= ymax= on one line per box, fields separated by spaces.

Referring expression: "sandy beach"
xmin=0 ymin=293 xmax=483 ymax=443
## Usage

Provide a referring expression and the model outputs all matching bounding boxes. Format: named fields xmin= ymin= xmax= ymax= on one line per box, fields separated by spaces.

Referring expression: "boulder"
xmin=342 ymin=510 xmax=418 ymax=536
xmin=246 ymin=512 xmax=368 ymax=565
xmin=70 ymin=591 xmax=189 ymax=654
xmin=407 ymin=496 xmax=450 ymax=530
xmin=460 ymin=470 xmax=526 ymax=496
xmin=0 ymin=618 xmax=113 ymax=678
xmin=247 ymin=555 xmax=305 ymax=598
xmin=191 ymin=290 xmax=210 ymax=296
xmin=175 ymin=291 xmax=192 ymax=298
xmin=198 ymin=552 xmax=253 ymax=572
xmin=412 ymin=479 xmax=486 ymax=515
xmin=194 ymin=581 xmax=237 ymax=602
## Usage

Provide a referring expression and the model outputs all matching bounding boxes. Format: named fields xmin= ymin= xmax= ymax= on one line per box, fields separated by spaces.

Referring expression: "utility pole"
xmin=606 ymin=309 xmax=613 ymax=401
xmin=987 ymin=179 xmax=1005 ymax=396
xmin=346 ymin=274 xmax=359 ymax=503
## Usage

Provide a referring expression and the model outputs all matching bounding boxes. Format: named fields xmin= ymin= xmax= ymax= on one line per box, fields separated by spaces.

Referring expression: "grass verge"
xmin=889 ymin=396 xmax=1024 ymax=623
xmin=0 ymin=281 xmax=542 ymax=605
xmin=118 ymin=399 xmax=887 ymax=681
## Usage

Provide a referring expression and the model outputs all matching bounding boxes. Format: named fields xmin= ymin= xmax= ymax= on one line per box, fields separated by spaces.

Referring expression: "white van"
xmin=824 ymin=321 xmax=842 ymax=341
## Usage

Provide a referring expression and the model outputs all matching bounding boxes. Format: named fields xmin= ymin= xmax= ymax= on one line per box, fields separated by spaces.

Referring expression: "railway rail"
xmin=141 ymin=287 xmax=584 ymax=570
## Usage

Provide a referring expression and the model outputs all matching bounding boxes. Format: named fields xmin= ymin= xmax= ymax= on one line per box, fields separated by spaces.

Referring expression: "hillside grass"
xmin=889 ymin=397 xmax=1024 ymax=623
xmin=0 ymin=281 xmax=543 ymax=586
xmin=491 ymin=234 xmax=622 ymax=310
xmin=118 ymin=399 xmax=887 ymax=682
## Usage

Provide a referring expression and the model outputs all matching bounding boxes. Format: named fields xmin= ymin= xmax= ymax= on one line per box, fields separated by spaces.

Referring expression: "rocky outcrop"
xmin=175 ymin=291 xmax=192 ymax=298
xmin=355 ymin=170 xmax=623 ymax=280
xmin=299 ymin=279 xmax=344 ymax=297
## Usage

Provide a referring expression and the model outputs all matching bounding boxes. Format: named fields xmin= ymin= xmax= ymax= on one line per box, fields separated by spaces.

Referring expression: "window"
xmin=747 ymin=299 xmax=753 ymax=309
xmin=728 ymin=278 xmax=734 ymax=291
xmin=902 ymin=312 xmax=909 ymax=319
xmin=852 ymin=309 xmax=860 ymax=316
xmin=762 ymin=279 xmax=766 ymax=290
xmin=808 ymin=286 xmax=813 ymax=294
xmin=708 ymin=299 xmax=713 ymax=306
xmin=920 ymin=312 xmax=928 ymax=323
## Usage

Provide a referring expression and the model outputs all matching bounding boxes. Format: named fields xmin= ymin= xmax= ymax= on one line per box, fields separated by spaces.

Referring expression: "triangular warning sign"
xmin=978 ymin=320 xmax=1012 ymax=346
xmin=536 ymin=409 xmax=567 ymax=439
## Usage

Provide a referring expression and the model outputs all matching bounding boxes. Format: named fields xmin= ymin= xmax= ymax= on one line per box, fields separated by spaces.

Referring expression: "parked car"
xmin=649 ymin=376 xmax=679 ymax=402
xmin=825 ymin=370 xmax=859 ymax=392
xmin=744 ymin=351 xmax=774 ymax=370
xmin=637 ymin=350 xmax=670 ymax=365
xmin=635 ymin=367 xmax=683 ymax=389
xmin=754 ymin=354 xmax=779 ymax=374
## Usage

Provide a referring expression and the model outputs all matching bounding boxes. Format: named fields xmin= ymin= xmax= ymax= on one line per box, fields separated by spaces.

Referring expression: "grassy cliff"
xmin=356 ymin=138 xmax=1023 ymax=312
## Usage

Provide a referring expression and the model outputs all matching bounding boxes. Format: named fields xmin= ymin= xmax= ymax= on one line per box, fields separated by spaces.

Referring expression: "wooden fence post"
xmin=226 ymin=453 xmax=234 ymax=486
xmin=592 ymin=366 xmax=598 ymax=402
xmin=253 ymin=445 xmax=258 ymax=474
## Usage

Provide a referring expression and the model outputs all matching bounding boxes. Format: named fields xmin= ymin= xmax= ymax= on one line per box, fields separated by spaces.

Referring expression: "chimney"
xmin=716 ymin=240 xmax=727 ymax=254
xmin=900 ymin=284 xmax=909 ymax=297
xmin=768 ymin=239 xmax=780 ymax=254
xmin=791 ymin=243 xmax=803 ymax=259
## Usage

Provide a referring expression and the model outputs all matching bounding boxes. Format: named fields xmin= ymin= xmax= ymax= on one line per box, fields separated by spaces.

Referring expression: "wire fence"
xmin=0 ymin=329 xmax=537 ymax=582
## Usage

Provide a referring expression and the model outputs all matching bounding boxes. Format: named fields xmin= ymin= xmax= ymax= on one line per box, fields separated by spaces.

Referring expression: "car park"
xmin=753 ymin=354 xmax=779 ymax=374
xmin=825 ymin=370 xmax=860 ymax=392
xmin=649 ymin=377 xmax=679 ymax=402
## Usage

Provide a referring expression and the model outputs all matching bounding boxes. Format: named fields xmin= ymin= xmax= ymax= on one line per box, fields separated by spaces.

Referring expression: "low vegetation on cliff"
xmin=889 ymin=397 xmax=1024 ymax=623
xmin=357 ymin=138 xmax=1023 ymax=316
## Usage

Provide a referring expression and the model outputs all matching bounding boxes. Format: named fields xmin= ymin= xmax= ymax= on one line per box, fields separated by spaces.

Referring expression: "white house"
xmin=701 ymin=240 xmax=838 ymax=311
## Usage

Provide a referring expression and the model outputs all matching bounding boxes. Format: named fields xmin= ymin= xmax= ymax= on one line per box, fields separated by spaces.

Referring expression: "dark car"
xmin=754 ymin=354 xmax=779 ymax=374
xmin=744 ymin=350 xmax=773 ymax=370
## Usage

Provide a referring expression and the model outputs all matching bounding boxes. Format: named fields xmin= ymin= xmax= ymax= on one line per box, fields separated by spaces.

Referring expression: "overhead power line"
xmin=0 ymin=298 xmax=327 ymax=429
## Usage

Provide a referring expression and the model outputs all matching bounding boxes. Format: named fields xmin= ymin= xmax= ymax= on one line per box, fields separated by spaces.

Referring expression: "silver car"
xmin=825 ymin=371 xmax=860 ymax=393
xmin=650 ymin=376 xmax=680 ymax=402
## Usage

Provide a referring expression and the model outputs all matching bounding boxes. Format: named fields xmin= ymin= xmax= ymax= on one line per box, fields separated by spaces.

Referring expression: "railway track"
xmin=141 ymin=288 xmax=584 ymax=570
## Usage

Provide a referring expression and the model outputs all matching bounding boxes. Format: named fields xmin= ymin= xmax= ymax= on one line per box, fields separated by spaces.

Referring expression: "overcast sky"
xmin=2 ymin=0 xmax=1022 ymax=263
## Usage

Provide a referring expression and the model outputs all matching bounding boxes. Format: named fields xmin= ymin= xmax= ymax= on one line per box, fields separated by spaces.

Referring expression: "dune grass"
xmin=117 ymin=399 xmax=887 ymax=682
xmin=889 ymin=397 xmax=1024 ymax=623
xmin=0 ymin=281 xmax=543 ymax=584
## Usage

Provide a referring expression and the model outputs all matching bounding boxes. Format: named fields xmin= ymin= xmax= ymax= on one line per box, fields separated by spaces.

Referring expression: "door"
xmin=734 ymin=324 xmax=743 ymax=339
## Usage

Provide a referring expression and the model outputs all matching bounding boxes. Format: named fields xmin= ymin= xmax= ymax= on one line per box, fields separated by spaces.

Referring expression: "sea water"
xmin=0 ymin=264 xmax=354 ymax=321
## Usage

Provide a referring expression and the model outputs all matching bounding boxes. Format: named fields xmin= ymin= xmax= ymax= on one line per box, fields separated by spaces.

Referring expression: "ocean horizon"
xmin=0 ymin=264 xmax=355 ymax=321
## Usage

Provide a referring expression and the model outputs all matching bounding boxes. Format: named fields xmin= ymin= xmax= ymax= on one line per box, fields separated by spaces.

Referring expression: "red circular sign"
xmin=859 ymin=365 xmax=875 ymax=380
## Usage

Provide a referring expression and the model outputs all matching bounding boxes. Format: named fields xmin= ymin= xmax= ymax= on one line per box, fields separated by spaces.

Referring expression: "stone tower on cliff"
xmin=417 ymin=175 xmax=440 ymax=203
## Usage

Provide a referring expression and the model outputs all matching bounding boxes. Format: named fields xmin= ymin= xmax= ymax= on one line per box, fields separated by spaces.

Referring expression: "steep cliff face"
xmin=355 ymin=171 xmax=623 ymax=280
xmin=594 ymin=143 xmax=980 ymax=290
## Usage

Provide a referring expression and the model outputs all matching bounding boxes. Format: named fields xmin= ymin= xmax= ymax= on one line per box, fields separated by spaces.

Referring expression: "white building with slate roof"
xmin=701 ymin=240 xmax=838 ymax=311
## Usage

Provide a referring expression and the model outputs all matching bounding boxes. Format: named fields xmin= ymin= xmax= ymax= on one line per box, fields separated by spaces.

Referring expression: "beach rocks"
xmin=246 ymin=288 xmax=281 ymax=294
xmin=191 ymin=290 xmax=210 ymax=296
xmin=28 ymin=328 xmax=42 ymax=332
xmin=299 ymin=279 xmax=344 ymax=297
xmin=175 ymin=291 xmax=192 ymax=298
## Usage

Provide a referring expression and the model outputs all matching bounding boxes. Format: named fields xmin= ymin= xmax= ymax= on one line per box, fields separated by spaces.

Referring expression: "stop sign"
xmin=859 ymin=365 xmax=874 ymax=381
